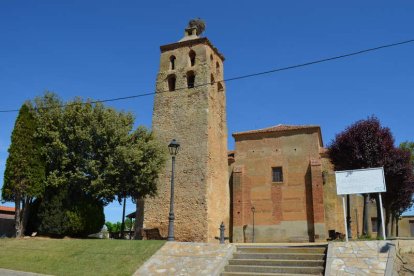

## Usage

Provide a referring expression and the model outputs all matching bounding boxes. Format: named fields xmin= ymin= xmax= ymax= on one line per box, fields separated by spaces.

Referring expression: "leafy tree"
xmin=400 ymin=141 xmax=414 ymax=167
xmin=105 ymin=221 xmax=122 ymax=233
xmin=328 ymin=116 xmax=413 ymax=238
xmin=111 ymin=127 xmax=166 ymax=239
xmin=125 ymin=217 xmax=133 ymax=232
xmin=104 ymin=219 xmax=133 ymax=239
xmin=27 ymin=93 xmax=165 ymax=237
xmin=2 ymin=104 xmax=45 ymax=237
xmin=28 ymin=93 xmax=134 ymax=235
xmin=34 ymin=94 xmax=135 ymax=203
xmin=2 ymin=93 xmax=165 ymax=237
xmin=382 ymin=147 xmax=414 ymax=235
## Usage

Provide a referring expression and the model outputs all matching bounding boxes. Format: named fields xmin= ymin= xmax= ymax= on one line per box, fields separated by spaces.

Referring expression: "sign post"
xmin=378 ymin=193 xmax=386 ymax=240
xmin=335 ymin=167 xmax=387 ymax=241
xmin=342 ymin=196 xmax=348 ymax=242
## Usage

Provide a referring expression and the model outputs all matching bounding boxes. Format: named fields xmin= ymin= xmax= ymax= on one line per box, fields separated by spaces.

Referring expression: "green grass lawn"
xmin=0 ymin=238 xmax=165 ymax=276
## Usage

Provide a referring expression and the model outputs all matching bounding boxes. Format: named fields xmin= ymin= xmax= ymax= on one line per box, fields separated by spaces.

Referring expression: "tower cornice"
xmin=160 ymin=37 xmax=225 ymax=61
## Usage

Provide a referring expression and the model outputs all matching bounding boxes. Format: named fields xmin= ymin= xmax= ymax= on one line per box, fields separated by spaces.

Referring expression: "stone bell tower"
xmin=143 ymin=21 xmax=229 ymax=242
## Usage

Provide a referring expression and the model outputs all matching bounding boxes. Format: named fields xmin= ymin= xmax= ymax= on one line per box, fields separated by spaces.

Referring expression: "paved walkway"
xmin=134 ymin=242 xmax=234 ymax=276
xmin=325 ymin=240 xmax=393 ymax=275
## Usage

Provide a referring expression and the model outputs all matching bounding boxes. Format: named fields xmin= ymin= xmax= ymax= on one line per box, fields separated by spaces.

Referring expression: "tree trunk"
xmin=391 ymin=213 xmax=395 ymax=237
xmin=134 ymin=197 xmax=144 ymax=240
xmin=374 ymin=194 xmax=384 ymax=239
xmin=14 ymin=194 xmax=22 ymax=238
xmin=129 ymin=218 xmax=133 ymax=240
xmin=384 ymin=207 xmax=391 ymax=238
xmin=120 ymin=195 xmax=126 ymax=239
xmin=20 ymin=197 xmax=32 ymax=236
xmin=396 ymin=216 xmax=400 ymax=237
xmin=362 ymin=194 xmax=369 ymax=236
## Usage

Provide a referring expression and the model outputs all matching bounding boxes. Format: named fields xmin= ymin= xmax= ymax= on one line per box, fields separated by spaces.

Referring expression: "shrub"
xmin=35 ymin=187 xmax=104 ymax=237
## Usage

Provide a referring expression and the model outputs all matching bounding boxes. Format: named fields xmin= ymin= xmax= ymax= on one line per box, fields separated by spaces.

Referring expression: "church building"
xmin=142 ymin=22 xmax=361 ymax=243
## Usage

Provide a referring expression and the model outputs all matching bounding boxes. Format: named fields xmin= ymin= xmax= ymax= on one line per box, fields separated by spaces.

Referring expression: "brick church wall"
xmin=231 ymin=128 xmax=326 ymax=242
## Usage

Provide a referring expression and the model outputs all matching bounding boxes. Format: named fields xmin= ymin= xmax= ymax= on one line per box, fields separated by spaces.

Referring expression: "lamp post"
xmin=251 ymin=206 xmax=256 ymax=243
xmin=167 ymin=139 xmax=180 ymax=241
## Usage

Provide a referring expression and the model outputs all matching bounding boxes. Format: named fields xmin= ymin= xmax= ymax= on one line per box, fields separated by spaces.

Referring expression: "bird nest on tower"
xmin=188 ymin=18 xmax=206 ymax=36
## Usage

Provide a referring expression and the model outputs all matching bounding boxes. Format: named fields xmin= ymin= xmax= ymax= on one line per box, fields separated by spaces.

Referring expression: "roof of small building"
xmin=0 ymin=206 xmax=15 ymax=212
xmin=232 ymin=124 xmax=323 ymax=146
xmin=233 ymin=124 xmax=319 ymax=135
xmin=126 ymin=211 xmax=136 ymax=219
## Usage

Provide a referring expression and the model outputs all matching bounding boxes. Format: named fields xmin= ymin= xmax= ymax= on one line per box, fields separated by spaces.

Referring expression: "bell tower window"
xmin=187 ymin=71 xmax=195 ymax=88
xmin=168 ymin=75 xmax=176 ymax=91
xmin=216 ymin=62 xmax=220 ymax=73
xmin=170 ymin=56 xmax=176 ymax=70
xmin=210 ymin=74 xmax=215 ymax=85
xmin=189 ymin=50 xmax=196 ymax=67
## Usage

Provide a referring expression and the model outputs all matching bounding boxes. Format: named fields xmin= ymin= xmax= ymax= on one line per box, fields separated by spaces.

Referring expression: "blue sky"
xmin=1 ymin=1 xmax=413 ymax=222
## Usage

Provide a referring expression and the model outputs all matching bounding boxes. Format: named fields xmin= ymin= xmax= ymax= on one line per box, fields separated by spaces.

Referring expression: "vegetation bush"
xmin=35 ymin=187 xmax=104 ymax=237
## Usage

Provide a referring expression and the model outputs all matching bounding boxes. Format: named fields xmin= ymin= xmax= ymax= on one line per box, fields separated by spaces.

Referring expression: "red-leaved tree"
xmin=328 ymin=116 xmax=413 ymax=238
xmin=383 ymin=148 xmax=414 ymax=235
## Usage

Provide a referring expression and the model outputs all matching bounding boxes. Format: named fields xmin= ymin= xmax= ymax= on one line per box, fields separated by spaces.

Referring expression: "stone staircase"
xmin=220 ymin=244 xmax=327 ymax=276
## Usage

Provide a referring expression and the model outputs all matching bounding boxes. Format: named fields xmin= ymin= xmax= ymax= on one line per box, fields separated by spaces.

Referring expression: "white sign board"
xmin=335 ymin=167 xmax=386 ymax=195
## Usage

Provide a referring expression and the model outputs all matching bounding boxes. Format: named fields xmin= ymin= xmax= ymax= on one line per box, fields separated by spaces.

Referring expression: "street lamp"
xmin=251 ymin=206 xmax=256 ymax=243
xmin=167 ymin=139 xmax=180 ymax=241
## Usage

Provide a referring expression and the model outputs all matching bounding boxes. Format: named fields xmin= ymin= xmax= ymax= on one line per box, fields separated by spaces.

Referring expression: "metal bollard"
xmin=215 ymin=221 xmax=229 ymax=244
xmin=219 ymin=222 xmax=225 ymax=244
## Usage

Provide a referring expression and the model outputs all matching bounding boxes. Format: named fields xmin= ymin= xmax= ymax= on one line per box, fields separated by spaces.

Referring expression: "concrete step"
xmin=236 ymin=246 xmax=326 ymax=254
xmin=221 ymin=272 xmax=319 ymax=276
xmin=232 ymin=252 xmax=326 ymax=260
xmin=228 ymin=259 xmax=325 ymax=267
xmin=224 ymin=265 xmax=324 ymax=274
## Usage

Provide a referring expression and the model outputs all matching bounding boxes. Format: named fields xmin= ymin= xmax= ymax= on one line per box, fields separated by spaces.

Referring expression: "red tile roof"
xmin=232 ymin=124 xmax=323 ymax=146
xmin=232 ymin=124 xmax=321 ymax=136
xmin=0 ymin=206 xmax=15 ymax=212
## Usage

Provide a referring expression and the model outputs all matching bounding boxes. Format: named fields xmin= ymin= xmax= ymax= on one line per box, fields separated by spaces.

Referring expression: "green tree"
xmin=105 ymin=221 xmax=122 ymax=233
xmin=400 ymin=141 xmax=414 ymax=167
xmin=29 ymin=93 xmax=165 ymax=237
xmin=34 ymin=94 xmax=134 ymax=203
xmin=112 ymin=127 xmax=166 ymax=239
xmin=125 ymin=217 xmax=133 ymax=232
xmin=30 ymin=93 xmax=133 ymax=235
xmin=2 ymin=104 xmax=45 ymax=237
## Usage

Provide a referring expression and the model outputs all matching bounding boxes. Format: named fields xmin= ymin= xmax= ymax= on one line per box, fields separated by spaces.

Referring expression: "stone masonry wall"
xmin=206 ymin=51 xmax=230 ymax=241
xmin=144 ymin=38 xmax=228 ymax=242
